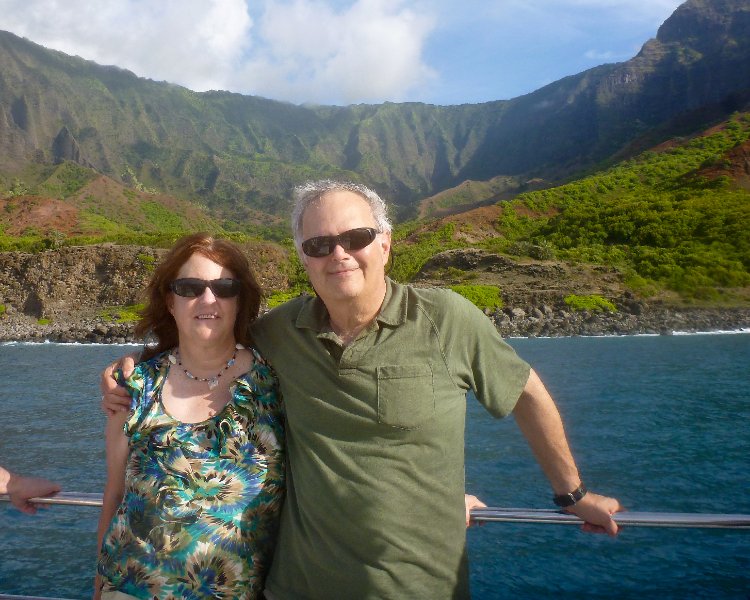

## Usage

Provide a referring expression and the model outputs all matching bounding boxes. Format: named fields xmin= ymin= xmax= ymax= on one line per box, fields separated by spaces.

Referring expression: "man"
xmin=103 ymin=180 xmax=621 ymax=599
xmin=0 ymin=465 xmax=61 ymax=514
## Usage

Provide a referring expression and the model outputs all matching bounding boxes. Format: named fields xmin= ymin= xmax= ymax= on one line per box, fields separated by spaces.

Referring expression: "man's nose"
xmin=330 ymin=242 xmax=350 ymax=258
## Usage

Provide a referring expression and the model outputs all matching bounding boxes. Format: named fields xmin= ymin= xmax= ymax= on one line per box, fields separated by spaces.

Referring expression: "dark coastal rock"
xmin=0 ymin=314 xmax=139 ymax=344
xmin=491 ymin=306 xmax=750 ymax=338
xmin=2 ymin=305 xmax=749 ymax=344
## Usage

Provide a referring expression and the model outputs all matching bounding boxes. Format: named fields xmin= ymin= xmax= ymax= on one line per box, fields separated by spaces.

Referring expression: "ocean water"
xmin=0 ymin=334 xmax=749 ymax=599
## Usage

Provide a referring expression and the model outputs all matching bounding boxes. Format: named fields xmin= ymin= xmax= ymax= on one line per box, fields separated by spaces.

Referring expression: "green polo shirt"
xmin=251 ymin=278 xmax=530 ymax=599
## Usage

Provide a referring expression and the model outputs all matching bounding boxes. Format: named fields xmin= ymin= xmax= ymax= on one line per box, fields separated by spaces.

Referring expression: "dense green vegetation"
xmin=265 ymin=240 xmax=313 ymax=306
xmin=449 ymin=285 xmax=504 ymax=310
xmin=0 ymin=231 xmax=189 ymax=252
xmin=390 ymin=223 xmax=465 ymax=282
xmin=137 ymin=253 xmax=157 ymax=272
xmin=99 ymin=304 xmax=145 ymax=323
xmin=38 ymin=162 xmax=97 ymax=197
xmin=488 ymin=114 xmax=750 ymax=301
xmin=564 ymin=294 xmax=617 ymax=312
xmin=266 ymin=290 xmax=301 ymax=308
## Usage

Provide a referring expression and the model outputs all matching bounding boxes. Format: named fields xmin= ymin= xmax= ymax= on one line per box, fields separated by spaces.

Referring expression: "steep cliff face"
xmin=0 ymin=245 xmax=163 ymax=319
xmin=0 ymin=242 xmax=290 ymax=320
xmin=1 ymin=245 xmax=749 ymax=343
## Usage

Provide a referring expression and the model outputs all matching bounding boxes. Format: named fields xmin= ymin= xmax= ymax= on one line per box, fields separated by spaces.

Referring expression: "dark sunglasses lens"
xmin=171 ymin=278 xmax=240 ymax=298
xmin=171 ymin=279 xmax=205 ymax=297
xmin=302 ymin=228 xmax=377 ymax=257
xmin=344 ymin=228 xmax=377 ymax=251
xmin=210 ymin=279 xmax=241 ymax=298
xmin=302 ymin=237 xmax=331 ymax=258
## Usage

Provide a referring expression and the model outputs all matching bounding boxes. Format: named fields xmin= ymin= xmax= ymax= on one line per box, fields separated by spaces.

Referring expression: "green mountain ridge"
xmin=1 ymin=0 xmax=749 ymax=307
xmin=402 ymin=112 xmax=750 ymax=304
xmin=1 ymin=0 xmax=749 ymax=222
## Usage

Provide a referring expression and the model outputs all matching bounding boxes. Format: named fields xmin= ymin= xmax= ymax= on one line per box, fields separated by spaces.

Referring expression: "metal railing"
xmin=2 ymin=492 xmax=749 ymax=528
xmin=1 ymin=493 xmax=749 ymax=600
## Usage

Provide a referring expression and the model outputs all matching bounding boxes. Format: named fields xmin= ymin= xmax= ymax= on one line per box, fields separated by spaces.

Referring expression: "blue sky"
xmin=0 ymin=0 xmax=684 ymax=106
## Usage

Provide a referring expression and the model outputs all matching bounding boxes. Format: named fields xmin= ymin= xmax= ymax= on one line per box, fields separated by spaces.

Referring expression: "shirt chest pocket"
xmin=376 ymin=364 xmax=435 ymax=429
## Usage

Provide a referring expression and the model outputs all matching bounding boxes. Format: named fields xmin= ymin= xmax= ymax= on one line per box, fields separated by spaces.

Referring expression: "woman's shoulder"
xmin=139 ymin=349 xmax=173 ymax=370
xmin=125 ymin=350 xmax=164 ymax=380
xmin=233 ymin=346 xmax=281 ymax=406
xmin=239 ymin=346 xmax=276 ymax=384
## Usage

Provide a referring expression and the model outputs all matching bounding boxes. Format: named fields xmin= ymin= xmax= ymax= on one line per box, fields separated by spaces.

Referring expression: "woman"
xmin=95 ymin=233 xmax=285 ymax=600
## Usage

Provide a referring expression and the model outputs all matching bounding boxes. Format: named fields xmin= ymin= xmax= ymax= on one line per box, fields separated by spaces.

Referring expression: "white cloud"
xmin=0 ymin=0 xmax=253 ymax=91
xmin=233 ymin=0 xmax=437 ymax=104
xmin=0 ymin=0 xmax=436 ymax=104
xmin=0 ymin=0 xmax=684 ymax=104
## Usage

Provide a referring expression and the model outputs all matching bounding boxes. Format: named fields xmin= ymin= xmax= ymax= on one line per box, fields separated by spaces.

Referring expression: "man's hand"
xmin=465 ymin=493 xmax=487 ymax=528
xmin=100 ymin=353 xmax=137 ymax=415
xmin=567 ymin=491 xmax=623 ymax=536
xmin=8 ymin=474 xmax=61 ymax=515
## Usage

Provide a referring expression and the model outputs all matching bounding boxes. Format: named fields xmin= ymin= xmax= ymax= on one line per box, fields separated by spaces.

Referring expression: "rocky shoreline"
xmin=490 ymin=305 xmax=750 ymax=338
xmin=3 ymin=244 xmax=749 ymax=343
xmin=2 ymin=305 xmax=749 ymax=344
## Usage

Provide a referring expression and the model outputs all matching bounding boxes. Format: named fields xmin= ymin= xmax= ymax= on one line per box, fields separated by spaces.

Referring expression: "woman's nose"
xmin=199 ymin=286 xmax=217 ymax=301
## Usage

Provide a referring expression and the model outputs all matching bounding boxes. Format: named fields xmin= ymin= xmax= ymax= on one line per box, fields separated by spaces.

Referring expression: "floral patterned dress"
xmin=97 ymin=348 xmax=285 ymax=600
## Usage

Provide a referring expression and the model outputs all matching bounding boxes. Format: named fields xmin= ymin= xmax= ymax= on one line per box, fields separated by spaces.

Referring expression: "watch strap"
xmin=553 ymin=483 xmax=587 ymax=507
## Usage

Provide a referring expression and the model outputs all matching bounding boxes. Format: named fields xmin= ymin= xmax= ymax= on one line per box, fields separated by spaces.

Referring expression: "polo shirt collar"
xmin=377 ymin=278 xmax=407 ymax=327
xmin=294 ymin=277 xmax=407 ymax=333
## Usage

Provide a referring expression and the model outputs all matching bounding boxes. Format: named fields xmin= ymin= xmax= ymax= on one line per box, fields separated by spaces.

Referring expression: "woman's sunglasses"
xmin=169 ymin=278 xmax=241 ymax=298
xmin=301 ymin=227 xmax=378 ymax=258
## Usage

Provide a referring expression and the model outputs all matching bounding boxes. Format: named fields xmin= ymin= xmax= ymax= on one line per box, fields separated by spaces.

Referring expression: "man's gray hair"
xmin=291 ymin=180 xmax=392 ymax=247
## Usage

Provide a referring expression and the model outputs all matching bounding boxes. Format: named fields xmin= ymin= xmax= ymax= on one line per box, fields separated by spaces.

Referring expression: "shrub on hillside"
xmin=564 ymin=294 xmax=617 ymax=312
xmin=449 ymin=285 xmax=503 ymax=311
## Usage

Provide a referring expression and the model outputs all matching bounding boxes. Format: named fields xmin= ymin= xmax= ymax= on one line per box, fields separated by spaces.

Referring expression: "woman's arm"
xmin=0 ymin=465 xmax=61 ymax=515
xmin=94 ymin=411 xmax=129 ymax=599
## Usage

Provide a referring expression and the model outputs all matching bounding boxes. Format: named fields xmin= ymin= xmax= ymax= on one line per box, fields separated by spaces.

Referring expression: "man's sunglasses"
xmin=301 ymin=227 xmax=378 ymax=258
xmin=169 ymin=278 xmax=241 ymax=298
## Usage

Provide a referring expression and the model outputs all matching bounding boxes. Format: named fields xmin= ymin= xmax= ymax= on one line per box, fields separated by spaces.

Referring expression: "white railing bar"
xmin=2 ymin=493 xmax=749 ymax=529
xmin=0 ymin=492 xmax=102 ymax=507
xmin=471 ymin=507 xmax=750 ymax=529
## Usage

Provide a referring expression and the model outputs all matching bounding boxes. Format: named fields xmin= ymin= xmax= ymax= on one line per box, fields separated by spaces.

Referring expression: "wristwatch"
xmin=553 ymin=483 xmax=587 ymax=507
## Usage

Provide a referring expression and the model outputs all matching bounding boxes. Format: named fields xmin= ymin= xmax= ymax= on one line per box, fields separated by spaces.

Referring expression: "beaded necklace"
xmin=168 ymin=344 xmax=241 ymax=390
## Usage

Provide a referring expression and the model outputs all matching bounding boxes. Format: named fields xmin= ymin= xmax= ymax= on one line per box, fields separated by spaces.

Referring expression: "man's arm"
xmin=0 ymin=465 xmax=61 ymax=515
xmin=513 ymin=368 xmax=622 ymax=536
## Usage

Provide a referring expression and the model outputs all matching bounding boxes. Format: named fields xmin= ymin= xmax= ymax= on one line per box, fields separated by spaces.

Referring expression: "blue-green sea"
xmin=1 ymin=334 xmax=749 ymax=599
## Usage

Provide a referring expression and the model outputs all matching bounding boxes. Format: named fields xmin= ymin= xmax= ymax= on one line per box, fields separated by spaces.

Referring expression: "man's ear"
xmin=380 ymin=231 xmax=392 ymax=261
